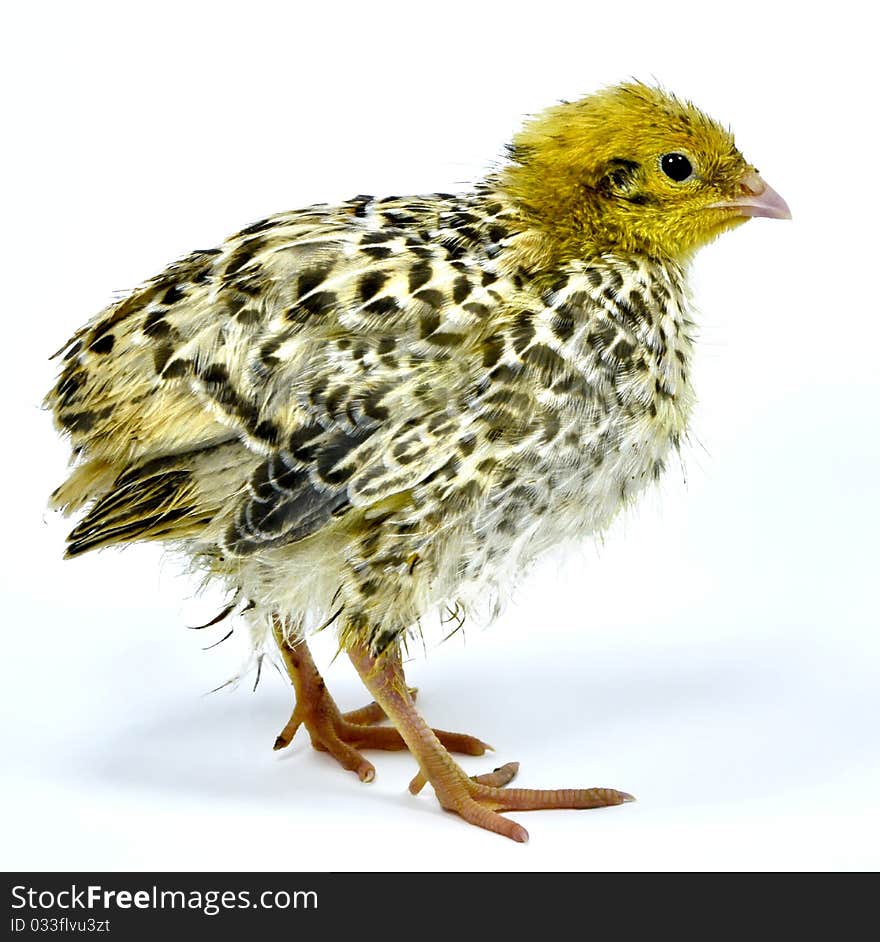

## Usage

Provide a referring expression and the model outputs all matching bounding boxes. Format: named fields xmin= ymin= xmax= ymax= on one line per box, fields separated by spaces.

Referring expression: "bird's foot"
xmin=272 ymin=682 xmax=489 ymax=783
xmin=350 ymin=642 xmax=634 ymax=842
xmin=271 ymin=621 xmax=489 ymax=782
xmin=424 ymin=762 xmax=634 ymax=843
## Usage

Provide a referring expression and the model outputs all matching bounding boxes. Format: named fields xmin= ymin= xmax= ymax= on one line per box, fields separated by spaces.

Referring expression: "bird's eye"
xmin=660 ymin=153 xmax=693 ymax=182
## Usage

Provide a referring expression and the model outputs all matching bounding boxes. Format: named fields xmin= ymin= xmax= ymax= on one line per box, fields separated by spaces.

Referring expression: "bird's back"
xmin=46 ymin=191 xmax=524 ymax=556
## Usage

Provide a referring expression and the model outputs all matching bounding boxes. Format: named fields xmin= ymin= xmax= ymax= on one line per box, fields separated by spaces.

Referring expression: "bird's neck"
xmin=480 ymin=176 xmax=693 ymax=277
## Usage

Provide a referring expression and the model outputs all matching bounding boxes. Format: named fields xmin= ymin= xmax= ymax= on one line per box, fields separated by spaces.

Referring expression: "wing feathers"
xmin=48 ymin=192 xmax=522 ymax=557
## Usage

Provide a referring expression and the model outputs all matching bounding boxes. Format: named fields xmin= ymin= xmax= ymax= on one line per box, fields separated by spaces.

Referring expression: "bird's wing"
xmin=50 ymin=194 xmax=536 ymax=555
xmin=195 ymin=201 xmax=523 ymax=555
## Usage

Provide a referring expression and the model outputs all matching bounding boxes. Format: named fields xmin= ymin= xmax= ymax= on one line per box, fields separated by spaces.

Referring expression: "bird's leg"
xmin=271 ymin=617 xmax=489 ymax=782
xmin=349 ymin=641 xmax=634 ymax=842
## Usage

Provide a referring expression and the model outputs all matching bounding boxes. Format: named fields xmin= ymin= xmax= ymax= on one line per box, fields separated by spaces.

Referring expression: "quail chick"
xmin=46 ymin=82 xmax=789 ymax=842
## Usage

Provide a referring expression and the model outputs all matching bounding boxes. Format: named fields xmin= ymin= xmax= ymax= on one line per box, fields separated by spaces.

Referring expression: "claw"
xmin=471 ymin=761 xmax=520 ymax=788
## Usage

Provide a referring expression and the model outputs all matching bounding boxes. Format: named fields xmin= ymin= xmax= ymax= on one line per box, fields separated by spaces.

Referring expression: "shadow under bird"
xmin=46 ymin=82 xmax=790 ymax=842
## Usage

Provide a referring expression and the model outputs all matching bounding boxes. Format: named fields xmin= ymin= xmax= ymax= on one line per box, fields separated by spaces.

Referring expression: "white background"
xmin=3 ymin=1 xmax=878 ymax=872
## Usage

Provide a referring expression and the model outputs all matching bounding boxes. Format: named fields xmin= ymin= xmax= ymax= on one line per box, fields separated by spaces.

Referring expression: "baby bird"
xmin=46 ymin=82 xmax=789 ymax=842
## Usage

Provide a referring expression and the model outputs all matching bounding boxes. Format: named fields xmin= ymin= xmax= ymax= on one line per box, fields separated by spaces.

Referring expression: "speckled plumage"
xmin=47 ymin=177 xmax=698 ymax=649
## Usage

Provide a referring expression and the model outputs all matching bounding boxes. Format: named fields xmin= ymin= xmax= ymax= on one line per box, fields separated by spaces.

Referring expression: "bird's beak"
xmin=710 ymin=171 xmax=792 ymax=220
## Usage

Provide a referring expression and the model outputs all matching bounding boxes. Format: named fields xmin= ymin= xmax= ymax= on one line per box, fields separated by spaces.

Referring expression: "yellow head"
xmin=500 ymin=82 xmax=789 ymax=265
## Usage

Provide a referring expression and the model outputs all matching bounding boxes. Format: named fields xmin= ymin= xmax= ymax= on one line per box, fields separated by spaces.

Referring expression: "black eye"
xmin=660 ymin=153 xmax=693 ymax=182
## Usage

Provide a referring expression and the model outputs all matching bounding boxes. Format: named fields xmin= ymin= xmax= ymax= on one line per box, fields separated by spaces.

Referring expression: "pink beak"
xmin=712 ymin=170 xmax=792 ymax=220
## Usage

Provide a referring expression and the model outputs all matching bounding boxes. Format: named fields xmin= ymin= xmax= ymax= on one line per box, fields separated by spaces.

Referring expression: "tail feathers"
xmin=61 ymin=441 xmax=253 ymax=558
xmin=66 ymin=469 xmax=201 ymax=557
